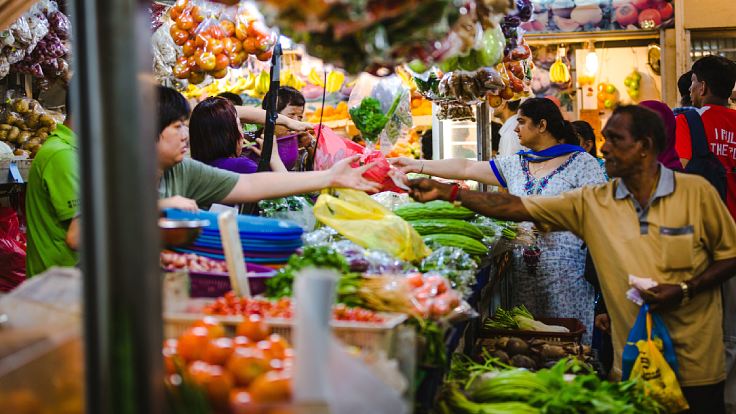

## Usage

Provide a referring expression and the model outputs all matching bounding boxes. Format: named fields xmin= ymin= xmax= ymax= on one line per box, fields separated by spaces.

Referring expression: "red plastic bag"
xmin=313 ymin=125 xmax=405 ymax=193
xmin=0 ymin=207 xmax=26 ymax=291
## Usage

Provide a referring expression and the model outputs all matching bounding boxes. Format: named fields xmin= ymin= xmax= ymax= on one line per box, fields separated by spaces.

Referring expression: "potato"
xmin=17 ymin=131 xmax=31 ymax=144
xmin=38 ymin=131 xmax=48 ymax=140
xmin=40 ymin=115 xmax=55 ymax=128
xmin=27 ymin=113 xmax=40 ymax=129
xmin=0 ymin=123 xmax=11 ymax=131
xmin=506 ymin=337 xmax=529 ymax=356
xmin=27 ymin=138 xmax=40 ymax=148
xmin=0 ymin=130 xmax=7 ymax=140
xmin=12 ymin=99 xmax=29 ymax=114
xmin=8 ymin=126 xmax=20 ymax=142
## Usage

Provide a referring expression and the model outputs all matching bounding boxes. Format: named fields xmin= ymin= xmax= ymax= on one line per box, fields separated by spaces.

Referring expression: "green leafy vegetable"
xmin=349 ymin=93 xmax=403 ymax=143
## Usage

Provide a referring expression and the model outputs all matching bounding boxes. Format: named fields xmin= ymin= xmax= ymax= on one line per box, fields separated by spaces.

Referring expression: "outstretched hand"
xmin=328 ymin=155 xmax=382 ymax=193
xmin=407 ymin=177 xmax=452 ymax=203
xmin=388 ymin=157 xmax=422 ymax=174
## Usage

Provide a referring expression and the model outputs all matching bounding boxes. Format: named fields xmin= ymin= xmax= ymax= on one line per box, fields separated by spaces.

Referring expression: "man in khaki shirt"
xmin=407 ymin=105 xmax=736 ymax=413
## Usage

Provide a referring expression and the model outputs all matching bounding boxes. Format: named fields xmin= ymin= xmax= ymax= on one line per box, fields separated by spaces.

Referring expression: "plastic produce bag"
xmin=622 ymin=304 xmax=689 ymax=413
xmin=313 ymin=188 xmax=430 ymax=262
xmin=348 ymin=73 xmax=412 ymax=150
xmin=258 ymin=196 xmax=316 ymax=231
xmin=0 ymin=208 xmax=26 ymax=292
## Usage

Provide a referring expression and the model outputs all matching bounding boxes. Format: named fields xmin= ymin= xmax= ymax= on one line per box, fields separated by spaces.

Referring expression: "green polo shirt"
xmin=158 ymin=158 xmax=239 ymax=209
xmin=26 ymin=124 xmax=79 ymax=276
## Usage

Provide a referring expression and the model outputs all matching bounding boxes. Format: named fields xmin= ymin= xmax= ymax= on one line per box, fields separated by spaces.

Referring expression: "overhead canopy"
xmin=0 ymin=0 xmax=38 ymax=32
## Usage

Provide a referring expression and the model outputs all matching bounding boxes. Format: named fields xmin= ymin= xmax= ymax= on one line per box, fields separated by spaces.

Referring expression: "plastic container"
xmin=478 ymin=317 xmax=586 ymax=344
xmin=184 ymin=262 xmax=277 ymax=298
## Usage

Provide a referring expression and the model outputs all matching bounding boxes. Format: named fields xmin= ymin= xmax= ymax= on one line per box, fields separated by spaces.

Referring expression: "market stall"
xmin=0 ymin=0 xmax=709 ymax=413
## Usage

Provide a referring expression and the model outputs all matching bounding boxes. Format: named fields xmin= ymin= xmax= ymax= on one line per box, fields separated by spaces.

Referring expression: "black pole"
xmin=257 ymin=40 xmax=283 ymax=172
xmin=70 ymin=0 xmax=163 ymax=413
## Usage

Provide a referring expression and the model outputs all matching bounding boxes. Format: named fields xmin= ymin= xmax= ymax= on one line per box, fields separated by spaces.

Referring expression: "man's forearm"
xmin=689 ymin=257 xmax=736 ymax=297
xmin=454 ymin=189 xmax=533 ymax=222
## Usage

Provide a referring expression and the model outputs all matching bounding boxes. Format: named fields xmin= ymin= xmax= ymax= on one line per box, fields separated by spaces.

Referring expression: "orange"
xmin=248 ymin=371 xmax=292 ymax=403
xmin=177 ymin=327 xmax=210 ymax=362
xmin=203 ymin=337 xmax=234 ymax=366
xmin=227 ymin=347 xmax=270 ymax=387
xmin=235 ymin=314 xmax=270 ymax=342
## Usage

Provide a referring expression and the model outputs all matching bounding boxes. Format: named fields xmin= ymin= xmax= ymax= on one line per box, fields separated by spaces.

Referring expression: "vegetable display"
xmin=394 ymin=200 xmax=475 ymax=221
xmin=419 ymin=246 xmax=478 ymax=298
xmin=409 ymin=219 xmax=484 ymax=241
xmin=486 ymin=305 xmax=569 ymax=333
xmin=0 ymin=96 xmax=60 ymax=157
xmin=423 ymin=234 xmax=488 ymax=257
xmin=441 ymin=355 xmax=666 ymax=414
xmin=204 ymin=292 xmax=385 ymax=323
xmin=165 ymin=317 xmax=293 ymax=412
xmin=161 ymin=0 xmax=278 ymax=84
xmin=358 ymin=273 xmax=463 ymax=320
xmin=161 ymin=251 xmax=229 ymax=273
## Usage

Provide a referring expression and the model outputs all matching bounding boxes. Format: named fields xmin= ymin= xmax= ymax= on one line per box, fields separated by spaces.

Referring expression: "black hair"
xmin=507 ymin=99 xmax=521 ymax=112
xmin=189 ymin=97 xmax=241 ymax=163
xmin=677 ymin=71 xmax=693 ymax=106
xmin=157 ymin=86 xmax=190 ymax=136
xmin=217 ymin=91 xmax=244 ymax=106
xmin=518 ymin=98 xmax=578 ymax=145
xmin=692 ymin=55 xmax=736 ymax=100
xmin=572 ymin=120 xmax=596 ymax=157
xmin=261 ymin=86 xmax=305 ymax=113
xmin=610 ymin=105 xmax=666 ymax=154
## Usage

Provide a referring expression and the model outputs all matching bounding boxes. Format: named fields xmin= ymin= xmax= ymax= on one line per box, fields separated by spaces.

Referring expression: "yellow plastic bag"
xmin=313 ymin=189 xmax=431 ymax=262
xmin=630 ymin=312 xmax=689 ymax=413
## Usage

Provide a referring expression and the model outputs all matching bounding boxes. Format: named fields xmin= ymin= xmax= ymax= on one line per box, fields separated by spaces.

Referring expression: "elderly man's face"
xmin=601 ymin=113 xmax=647 ymax=178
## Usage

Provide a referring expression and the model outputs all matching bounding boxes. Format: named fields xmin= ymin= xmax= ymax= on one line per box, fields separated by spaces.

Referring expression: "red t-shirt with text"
xmin=675 ymin=105 xmax=736 ymax=218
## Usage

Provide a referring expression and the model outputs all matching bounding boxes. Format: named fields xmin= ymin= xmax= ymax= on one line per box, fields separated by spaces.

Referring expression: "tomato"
xmin=205 ymin=365 xmax=234 ymax=410
xmin=248 ymin=371 xmax=292 ymax=403
xmin=406 ymin=273 xmax=424 ymax=289
xmin=192 ymin=316 xmax=226 ymax=338
xmin=173 ymin=62 xmax=191 ymax=80
xmin=235 ymin=314 xmax=270 ymax=341
xmin=177 ymin=13 xmax=195 ymax=31
xmin=206 ymin=38 xmax=225 ymax=55
xmin=500 ymin=86 xmax=515 ymax=100
xmin=195 ymin=33 xmax=209 ymax=48
xmin=203 ymin=337 xmax=234 ymax=366
xmin=191 ymin=5 xmax=203 ymax=23
xmin=170 ymin=27 xmax=189 ymax=46
xmin=229 ymin=389 xmax=253 ymax=414
xmin=267 ymin=334 xmax=289 ymax=360
xmin=182 ymin=39 xmax=196 ymax=57
xmin=242 ymin=38 xmax=257 ymax=55
xmin=212 ymin=68 xmax=228 ymax=79
xmin=177 ymin=327 xmax=210 ymax=362
xmin=235 ymin=23 xmax=249 ymax=41
xmin=196 ymin=51 xmax=217 ymax=71
xmin=169 ymin=7 xmax=181 ymax=21
xmin=220 ymin=20 xmax=236 ymax=37
xmin=227 ymin=347 xmax=270 ymax=386
xmin=256 ymin=49 xmax=273 ymax=62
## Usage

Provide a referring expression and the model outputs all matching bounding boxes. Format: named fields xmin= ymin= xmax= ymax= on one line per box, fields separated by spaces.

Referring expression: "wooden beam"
xmin=674 ymin=0 xmax=691 ymax=76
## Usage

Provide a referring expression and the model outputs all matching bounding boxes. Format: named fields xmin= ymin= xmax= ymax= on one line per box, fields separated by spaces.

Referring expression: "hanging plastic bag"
xmin=622 ymin=304 xmax=689 ymax=413
xmin=0 ymin=208 xmax=26 ymax=292
xmin=258 ymin=196 xmax=316 ymax=232
xmin=313 ymin=125 xmax=405 ymax=193
xmin=313 ymin=188 xmax=430 ymax=262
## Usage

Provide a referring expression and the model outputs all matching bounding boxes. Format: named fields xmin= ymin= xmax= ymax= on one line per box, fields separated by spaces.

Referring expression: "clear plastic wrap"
xmin=348 ymin=73 xmax=412 ymax=149
xmin=0 ymin=95 xmax=59 ymax=157
xmin=370 ymin=191 xmax=413 ymax=211
xmin=10 ymin=16 xmax=33 ymax=47
xmin=419 ymin=246 xmax=479 ymax=298
xmin=153 ymin=20 xmax=178 ymax=80
xmin=258 ymin=196 xmax=316 ymax=232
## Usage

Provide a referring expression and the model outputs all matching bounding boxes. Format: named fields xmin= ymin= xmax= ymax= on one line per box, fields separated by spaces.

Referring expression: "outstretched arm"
xmin=407 ymin=178 xmax=532 ymax=222
xmin=221 ymin=155 xmax=380 ymax=204
xmin=390 ymin=157 xmax=501 ymax=186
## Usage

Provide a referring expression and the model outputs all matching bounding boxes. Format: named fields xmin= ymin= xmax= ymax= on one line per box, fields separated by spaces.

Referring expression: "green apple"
xmin=439 ymin=56 xmax=458 ymax=73
xmin=605 ymin=84 xmax=616 ymax=94
xmin=407 ymin=59 xmax=428 ymax=74
xmin=478 ymin=26 xmax=504 ymax=67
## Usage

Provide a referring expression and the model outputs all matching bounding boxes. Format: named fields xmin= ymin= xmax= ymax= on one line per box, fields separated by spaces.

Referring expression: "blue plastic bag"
xmin=622 ymin=304 xmax=679 ymax=380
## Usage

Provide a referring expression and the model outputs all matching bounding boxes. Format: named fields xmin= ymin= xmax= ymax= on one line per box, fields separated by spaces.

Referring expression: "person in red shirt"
xmin=675 ymin=56 xmax=736 ymax=216
xmin=674 ymin=54 xmax=736 ymax=414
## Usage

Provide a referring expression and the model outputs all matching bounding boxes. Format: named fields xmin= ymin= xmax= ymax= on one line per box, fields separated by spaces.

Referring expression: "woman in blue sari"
xmin=391 ymin=98 xmax=606 ymax=343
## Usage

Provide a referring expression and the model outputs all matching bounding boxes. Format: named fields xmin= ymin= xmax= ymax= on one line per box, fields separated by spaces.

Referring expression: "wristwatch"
xmin=679 ymin=281 xmax=691 ymax=305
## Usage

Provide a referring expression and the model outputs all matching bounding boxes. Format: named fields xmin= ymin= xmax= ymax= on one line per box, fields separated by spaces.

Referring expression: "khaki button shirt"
xmin=522 ymin=166 xmax=736 ymax=386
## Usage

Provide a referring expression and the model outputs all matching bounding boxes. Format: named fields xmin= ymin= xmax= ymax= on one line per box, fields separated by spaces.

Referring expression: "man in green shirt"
xmin=25 ymin=115 xmax=80 ymax=277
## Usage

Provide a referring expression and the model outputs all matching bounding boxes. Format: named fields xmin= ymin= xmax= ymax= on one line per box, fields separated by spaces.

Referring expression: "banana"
xmin=549 ymin=57 xmax=570 ymax=84
xmin=255 ymin=70 xmax=270 ymax=96
xmin=325 ymin=71 xmax=345 ymax=93
xmin=309 ymin=68 xmax=325 ymax=86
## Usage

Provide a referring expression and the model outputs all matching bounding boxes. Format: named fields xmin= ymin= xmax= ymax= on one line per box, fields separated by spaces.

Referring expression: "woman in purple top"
xmin=189 ymin=97 xmax=287 ymax=174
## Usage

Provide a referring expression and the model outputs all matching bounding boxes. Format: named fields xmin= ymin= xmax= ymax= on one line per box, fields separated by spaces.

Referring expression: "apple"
xmin=606 ymin=84 xmax=617 ymax=94
xmin=638 ymin=8 xmax=662 ymax=28
xmin=630 ymin=0 xmax=651 ymax=10
xmin=615 ymin=4 xmax=639 ymax=26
